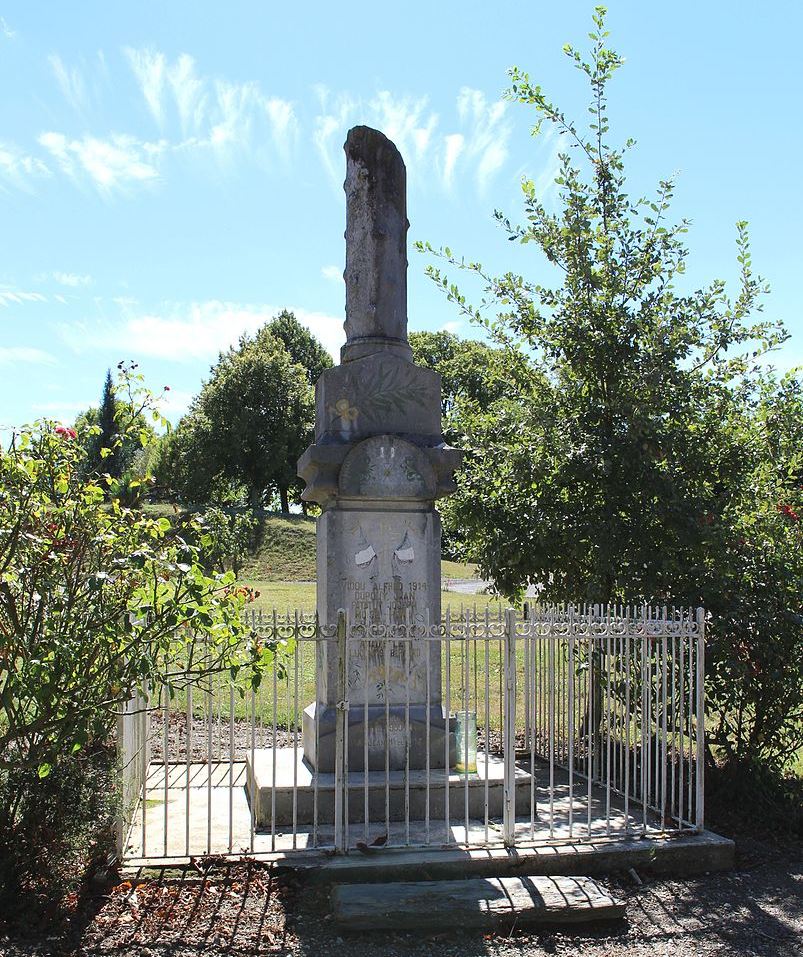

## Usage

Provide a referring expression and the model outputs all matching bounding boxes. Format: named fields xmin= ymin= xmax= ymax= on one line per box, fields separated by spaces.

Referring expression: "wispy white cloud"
xmin=369 ymin=91 xmax=438 ymax=166
xmin=49 ymin=54 xmax=88 ymax=112
xmin=313 ymin=84 xmax=511 ymax=197
xmin=52 ymin=271 xmax=93 ymax=287
xmin=533 ymin=131 xmax=568 ymax=200
xmin=124 ymin=47 xmax=298 ymax=166
xmin=0 ymin=346 xmax=57 ymax=366
xmin=441 ymin=133 xmax=464 ymax=190
xmin=264 ymin=97 xmax=296 ymax=163
xmin=312 ymin=86 xmax=357 ymax=187
xmin=451 ymin=87 xmax=511 ymax=194
xmin=126 ymin=48 xmax=167 ymax=126
xmin=207 ymin=78 xmax=260 ymax=155
xmin=321 ymin=264 xmax=343 ymax=283
xmin=59 ymin=300 xmax=345 ymax=363
xmin=313 ymin=86 xmax=440 ymax=190
xmin=168 ymin=54 xmax=206 ymax=134
xmin=0 ymin=16 xmax=15 ymax=40
xmin=96 ymin=50 xmax=109 ymax=82
xmin=0 ymin=288 xmax=47 ymax=307
xmin=0 ymin=141 xmax=51 ymax=191
xmin=38 ymin=131 xmax=165 ymax=194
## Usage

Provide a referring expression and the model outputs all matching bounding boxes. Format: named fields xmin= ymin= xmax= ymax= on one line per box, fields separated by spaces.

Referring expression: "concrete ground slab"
xmin=123 ymin=758 xmax=734 ymax=881
xmin=295 ymin=828 xmax=735 ymax=884
xmin=331 ymin=874 xmax=625 ymax=930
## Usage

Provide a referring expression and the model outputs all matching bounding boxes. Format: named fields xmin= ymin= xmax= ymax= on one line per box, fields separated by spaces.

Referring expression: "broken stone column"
xmin=298 ymin=126 xmax=461 ymax=771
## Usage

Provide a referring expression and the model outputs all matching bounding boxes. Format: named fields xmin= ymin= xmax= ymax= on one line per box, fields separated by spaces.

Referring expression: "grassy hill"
xmin=145 ymin=507 xmax=479 ymax=580
xmin=240 ymin=513 xmax=479 ymax=583
xmin=243 ymin=514 xmax=318 ymax=581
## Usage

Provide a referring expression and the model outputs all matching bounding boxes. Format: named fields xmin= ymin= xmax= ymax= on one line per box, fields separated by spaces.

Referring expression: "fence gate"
xmin=117 ymin=605 xmax=705 ymax=864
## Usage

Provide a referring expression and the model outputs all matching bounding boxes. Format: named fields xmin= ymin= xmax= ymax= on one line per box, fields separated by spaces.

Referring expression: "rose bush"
xmin=0 ymin=367 xmax=276 ymax=902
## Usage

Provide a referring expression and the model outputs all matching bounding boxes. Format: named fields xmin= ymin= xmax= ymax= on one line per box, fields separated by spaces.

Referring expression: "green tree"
xmin=267 ymin=309 xmax=334 ymax=386
xmin=75 ymin=365 xmax=156 ymax=488
xmin=410 ymin=330 xmax=528 ymax=426
xmin=162 ymin=328 xmax=314 ymax=512
xmin=420 ymin=7 xmax=782 ymax=601
xmin=418 ymin=9 xmax=801 ymax=777
xmin=199 ymin=506 xmax=258 ymax=575
xmin=97 ymin=369 xmax=118 ymax=476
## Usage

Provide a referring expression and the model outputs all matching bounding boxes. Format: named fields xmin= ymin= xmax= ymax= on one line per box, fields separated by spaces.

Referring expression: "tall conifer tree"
xmin=97 ymin=369 xmax=121 ymax=478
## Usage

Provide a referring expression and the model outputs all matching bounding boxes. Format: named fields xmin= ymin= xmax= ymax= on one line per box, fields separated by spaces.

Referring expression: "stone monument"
xmin=298 ymin=126 xmax=461 ymax=772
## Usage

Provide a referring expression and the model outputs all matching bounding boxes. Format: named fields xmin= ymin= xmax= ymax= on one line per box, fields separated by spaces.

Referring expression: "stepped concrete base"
xmin=296 ymin=830 xmax=735 ymax=885
xmin=332 ymin=875 xmax=625 ymax=930
xmin=124 ymin=760 xmax=734 ymax=879
xmin=246 ymin=747 xmax=532 ymax=829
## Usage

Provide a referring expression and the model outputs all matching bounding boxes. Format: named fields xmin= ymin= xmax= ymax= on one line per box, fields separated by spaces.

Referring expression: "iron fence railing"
xmin=116 ymin=604 xmax=705 ymax=862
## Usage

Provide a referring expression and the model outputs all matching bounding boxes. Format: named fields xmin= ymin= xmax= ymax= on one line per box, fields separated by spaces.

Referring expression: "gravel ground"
xmin=148 ymin=710 xmax=297 ymax=763
xmin=147 ymin=710 xmax=514 ymax=762
xmin=0 ymin=833 xmax=799 ymax=956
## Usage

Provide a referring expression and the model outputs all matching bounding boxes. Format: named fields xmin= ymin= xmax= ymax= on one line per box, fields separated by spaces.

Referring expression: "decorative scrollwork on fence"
xmin=242 ymin=604 xmax=703 ymax=645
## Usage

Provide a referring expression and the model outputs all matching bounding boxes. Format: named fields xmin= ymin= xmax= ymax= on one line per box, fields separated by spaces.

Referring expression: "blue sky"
xmin=1 ymin=1 xmax=801 ymax=427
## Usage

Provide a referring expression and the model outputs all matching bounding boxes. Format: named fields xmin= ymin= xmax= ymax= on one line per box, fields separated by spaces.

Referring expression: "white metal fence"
xmin=117 ymin=604 xmax=705 ymax=863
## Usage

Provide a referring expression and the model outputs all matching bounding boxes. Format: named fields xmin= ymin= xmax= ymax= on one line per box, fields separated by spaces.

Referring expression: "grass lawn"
xmin=242 ymin=579 xmax=507 ymax=616
xmin=441 ymin=559 xmax=480 ymax=578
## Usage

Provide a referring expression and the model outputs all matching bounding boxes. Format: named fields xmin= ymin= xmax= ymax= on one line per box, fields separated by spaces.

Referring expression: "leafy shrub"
xmin=704 ymin=375 xmax=803 ymax=777
xmin=0 ymin=745 xmax=118 ymax=928
xmin=199 ymin=506 xmax=258 ymax=574
xmin=0 ymin=368 xmax=271 ymax=900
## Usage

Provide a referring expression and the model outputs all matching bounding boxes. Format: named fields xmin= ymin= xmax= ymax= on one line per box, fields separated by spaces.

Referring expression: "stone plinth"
xmin=302 ymin=703 xmax=452 ymax=773
xmin=301 ymin=436 xmax=454 ymax=771
xmin=246 ymin=748 xmax=532 ymax=828
xmin=312 ymin=354 xmax=441 ymax=445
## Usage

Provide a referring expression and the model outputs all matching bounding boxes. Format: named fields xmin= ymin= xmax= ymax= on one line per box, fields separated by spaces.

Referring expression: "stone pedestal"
xmin=246 ymin=750 xmax=531 ymax=828
xmin=300 ymin=436 xmax=457 ymax=771
xmin=302 ymin=703 xmax=452 ymax=773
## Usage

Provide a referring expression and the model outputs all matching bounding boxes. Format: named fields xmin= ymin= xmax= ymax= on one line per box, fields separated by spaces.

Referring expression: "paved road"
xmin=444 ymin=578 xmax=541 ymax=598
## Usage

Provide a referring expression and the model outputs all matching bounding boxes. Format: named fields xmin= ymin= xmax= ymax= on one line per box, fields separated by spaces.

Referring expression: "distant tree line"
xmin=74 ymin=312 xmax=513 ymax=519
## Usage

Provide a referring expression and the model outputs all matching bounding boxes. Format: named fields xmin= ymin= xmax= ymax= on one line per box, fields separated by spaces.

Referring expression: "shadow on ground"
xmin=0 ymin=837 xmax=800 ymax=956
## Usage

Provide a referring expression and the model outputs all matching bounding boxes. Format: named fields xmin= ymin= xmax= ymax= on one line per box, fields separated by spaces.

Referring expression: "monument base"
xmin=246 ymin=747 xmax=534 ymax=829
xmin=302 ymin=701 xmax=454 ymax=772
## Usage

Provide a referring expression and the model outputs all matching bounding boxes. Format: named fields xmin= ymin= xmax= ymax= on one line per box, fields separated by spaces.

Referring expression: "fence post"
xmin=334 ymin=609 xmax=348 ymax=853
xmin=503 ymin=608 xmax=517 ymax=847
xmin=695 ymin=607 xmax=705 ymax=832
xmin=115 ymin=699 xmax=129 ymax=859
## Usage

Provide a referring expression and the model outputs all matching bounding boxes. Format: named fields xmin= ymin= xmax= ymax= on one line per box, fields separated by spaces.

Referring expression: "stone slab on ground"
xmin=331 ymin=874 xmax=625 ymax=930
